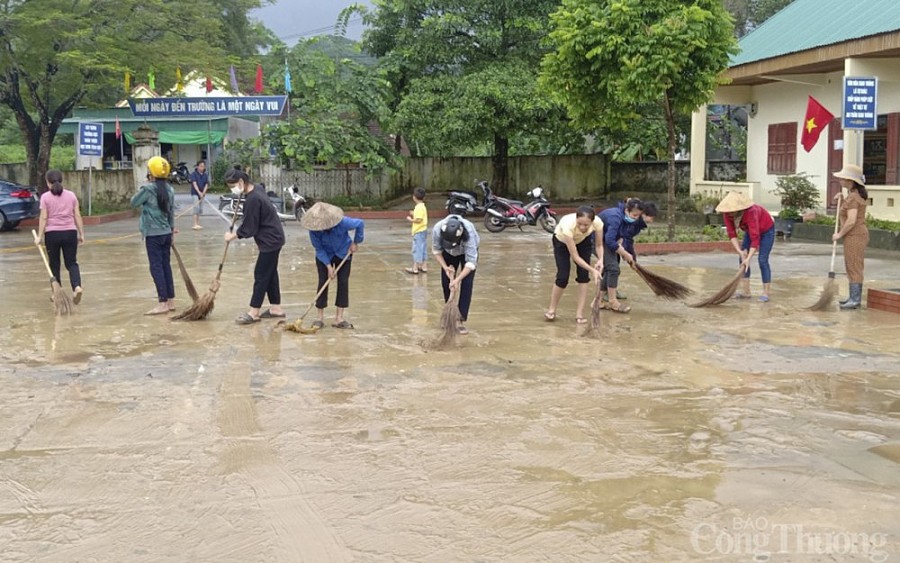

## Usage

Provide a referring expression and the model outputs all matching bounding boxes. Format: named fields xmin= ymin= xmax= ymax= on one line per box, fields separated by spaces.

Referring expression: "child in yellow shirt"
xmin=405 ymin=187 xmax=428 ymax=274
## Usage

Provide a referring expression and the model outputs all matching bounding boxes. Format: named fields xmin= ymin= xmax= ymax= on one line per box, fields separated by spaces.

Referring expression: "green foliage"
xmin=359 ymin=0 xmax=568 ymax=191
xmin=865 ymin=214 xmax=900 ymax=233
xmin=778 ymin=207 xmax=802 ymax=220
xmin=807 ymin=214 xmax=835 ymax=226
xmin=262 ymin=39 xmax=400 ymax=174
xmin=725 ymin=0 xmax=795 ymax=37
xmin=639 ymin=225 xmax=729 ymax=243
xmin=0 ymin=144 xmax=74 ymax=170
xmin=771 ymin=172 xmax=820 ymax=211
xmin=212 ymin=139 xmax=260 ymax=187
xmin=326 ymin=194 xmax=384 ymax=209
xmin=541 ymin=0 xmax=738 ymax=240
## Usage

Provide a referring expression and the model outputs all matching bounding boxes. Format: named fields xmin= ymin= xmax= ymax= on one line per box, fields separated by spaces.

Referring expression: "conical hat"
xmin=300 ymin=202 xmax=344 ymax=230
xmin=715 ymin=191 xmax=753 ymax=213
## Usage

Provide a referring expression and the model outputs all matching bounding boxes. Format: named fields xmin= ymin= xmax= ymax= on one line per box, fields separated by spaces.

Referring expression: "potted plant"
xmin=771 ymin=173 xmax=820 ymax=239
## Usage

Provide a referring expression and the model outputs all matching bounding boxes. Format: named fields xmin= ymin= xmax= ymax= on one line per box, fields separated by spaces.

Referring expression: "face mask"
xmin=230 ymin=185 xmax=242 ymax=195
xmin=623 ymin=215 xmax=637 ymax=224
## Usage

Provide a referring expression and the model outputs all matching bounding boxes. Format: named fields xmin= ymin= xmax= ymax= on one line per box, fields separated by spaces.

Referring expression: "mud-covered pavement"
xmin=1 ymin=210 xmax=899 ymax=562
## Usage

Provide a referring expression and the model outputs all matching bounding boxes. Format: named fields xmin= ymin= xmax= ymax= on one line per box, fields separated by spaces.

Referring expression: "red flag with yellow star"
xmin=801 ymin=96 xmax=834 ymax=152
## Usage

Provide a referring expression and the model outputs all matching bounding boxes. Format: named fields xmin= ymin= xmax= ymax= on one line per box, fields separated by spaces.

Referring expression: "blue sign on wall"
xmin=78 ymin=122 xmax=104 ymax=156
xmin=128 ymin=96 xmax=287 ymax=117
xmin=842 ymin=76 xmax=877 ymax=130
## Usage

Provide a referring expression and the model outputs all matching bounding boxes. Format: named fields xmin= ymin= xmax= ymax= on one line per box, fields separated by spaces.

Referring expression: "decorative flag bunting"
xmin=124 ymin=71 xmax=132 ymax=94
xmin=284 ymin=61 xmax=292 ymax=94
xmin=115 ymin=116 xmax=121 ymax=139
xmin=230 ymin=65 xmax=239 ymax=93
xmin=206 ymin=76 xmax=213 ymax=93
xmin=176 ymin=66 xmax=183 ymax=92
xmin=148 ymin=67 xmax=156 ymax=91
xmin=801 ymin=95 xmax=835 ymax=152
xmin=254 ymin=64 xmax=263 ymax=94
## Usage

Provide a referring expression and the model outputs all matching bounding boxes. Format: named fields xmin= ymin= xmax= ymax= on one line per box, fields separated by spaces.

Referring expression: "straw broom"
xmin=283 ymin=253 xmax=352 ymax=334
xmin=32 ymin=230 xmax=74 ymax=316
xmin=688 ymin=266 xmax=746 ymax=308
xmin=806 ymin=199 xmax=842 ymax=311
xmin=171 ymin=243 xmax=199 ymax=302
xmin=585 ymin=277 xmax=603 ymax=338
xmin=630 ymin=261 xmax=693 ymax=300
xmin=435 ymin=284 xmax=462 ymax=348
xmin=171 ymin=211 xmax=240 ymax=321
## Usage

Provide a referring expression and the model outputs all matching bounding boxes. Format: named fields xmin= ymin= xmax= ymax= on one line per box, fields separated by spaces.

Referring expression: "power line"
xmin=275 ymin=16 xmax=364 ymax=42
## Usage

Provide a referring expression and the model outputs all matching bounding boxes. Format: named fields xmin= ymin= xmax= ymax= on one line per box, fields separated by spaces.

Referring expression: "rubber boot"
xmin=839 ymin=283 xmax=862 ymax=310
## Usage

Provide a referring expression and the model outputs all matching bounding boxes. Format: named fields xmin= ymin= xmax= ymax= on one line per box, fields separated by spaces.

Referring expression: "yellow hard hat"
xmin=147 ymin=156 xmax=170 ymax=179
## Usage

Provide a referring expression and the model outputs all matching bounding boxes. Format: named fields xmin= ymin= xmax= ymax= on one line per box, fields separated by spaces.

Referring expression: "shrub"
xmin=771 ymin=173 xmax=820 ymax=212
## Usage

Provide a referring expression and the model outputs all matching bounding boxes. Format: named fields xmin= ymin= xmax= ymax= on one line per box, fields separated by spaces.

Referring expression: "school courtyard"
xmin=1 ymin=210 xmax=898 ymax=561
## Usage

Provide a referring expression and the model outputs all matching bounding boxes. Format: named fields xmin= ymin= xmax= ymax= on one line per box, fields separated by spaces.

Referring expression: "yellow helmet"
xmin=147 ymin=156 xmax=170 ymax=179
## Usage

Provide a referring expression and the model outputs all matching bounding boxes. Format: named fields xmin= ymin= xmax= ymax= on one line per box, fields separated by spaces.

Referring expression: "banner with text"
xmin=128 ymin=96 xmax=287 ymax=117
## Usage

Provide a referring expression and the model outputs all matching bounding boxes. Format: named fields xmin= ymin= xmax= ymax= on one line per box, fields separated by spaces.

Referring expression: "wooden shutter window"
xmin=767 ymin=122 xmax=797 ymax=175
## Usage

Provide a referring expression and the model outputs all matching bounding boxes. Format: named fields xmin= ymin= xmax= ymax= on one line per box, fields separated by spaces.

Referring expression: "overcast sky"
xmin=252 ymin=0 xmax=374 ymax=43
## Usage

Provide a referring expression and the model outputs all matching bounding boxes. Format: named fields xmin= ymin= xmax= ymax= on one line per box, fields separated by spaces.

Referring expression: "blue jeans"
xmin=145 ymin=233 xmax=174 ymax=302
xmin=741 ymin=226 xmax=775 ymax=283
xmin=411 ymin=231 xmax=427 ymax=263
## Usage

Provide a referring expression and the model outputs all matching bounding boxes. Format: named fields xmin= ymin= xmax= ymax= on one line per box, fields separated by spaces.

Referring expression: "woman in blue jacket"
xmin=301 ymin=202 xmax=365 ymax=329
xmin=598 ymin=199 xmax=647 ymax=313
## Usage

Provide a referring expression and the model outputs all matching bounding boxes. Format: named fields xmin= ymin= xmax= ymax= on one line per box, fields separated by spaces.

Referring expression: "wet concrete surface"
xmin=1 ymin=204 xmax=899 ymax=562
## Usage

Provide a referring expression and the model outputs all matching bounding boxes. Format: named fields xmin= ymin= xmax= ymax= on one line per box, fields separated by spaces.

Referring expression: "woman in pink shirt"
xmin=36 ymin=170 xmax=84 ymax=304
xmin=716 ymin=191 xmax=776 ymax=302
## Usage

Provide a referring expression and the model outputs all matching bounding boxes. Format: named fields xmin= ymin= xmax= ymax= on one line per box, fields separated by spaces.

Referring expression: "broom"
xmin=32 ymin=230 xmax=74 ymax=316
xmin=435 ymin=283 xmax=462 ymax=348
xmin=171 ymin=211 xmax=240 ymax=321
xmin=806 ymin=199 xmax=842 ymax=311
xmin=585 ymin=276 xmax=603 ymax=338
xmin=630 ymin=261 xmax=693 ymax=300
xmin=283 ymin=253 xmax=352 ymax=334
xmin=688 ymin=266 xmax=746 ymax=308
xmin=171 ymin=243 xmax=199 ymax=302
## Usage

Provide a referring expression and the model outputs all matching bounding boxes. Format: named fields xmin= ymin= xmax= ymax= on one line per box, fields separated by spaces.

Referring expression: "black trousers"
xmin=44 ymin=230 xmax=81 ymax=290
xmin=440 ymin=252 xmax=475 ymax=321
xmin=315 ymin=255 xmax=352 ymax=309
xmin=250 ymin=248 xmax=281 ymax=309
xmin=552 ymin=235 xmax=592 ymax=289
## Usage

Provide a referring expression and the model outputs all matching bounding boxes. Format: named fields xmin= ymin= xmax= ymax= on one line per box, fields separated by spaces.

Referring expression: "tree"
xmin=260 ymin=38 xmax=401 ymax=174
xmin=541 ymin=0 xmax=738 ymax=240
xmin=724 ymin=0 xmax=795 ymax=37
xmin=359 ymin=0 xmax=566 ymax=194
xmin=0 ymin=0 xmax=270 ymax=188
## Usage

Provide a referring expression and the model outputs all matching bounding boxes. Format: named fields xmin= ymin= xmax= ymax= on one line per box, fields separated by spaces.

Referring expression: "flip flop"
xmin=575 ymin=317 xmax=588 ymax=325
xmin=404 ymin=268 xmax=420 ymax=275
xmin=235 ymin=312 xmax=261 ymax=325
xmin=608 ymin=303 xmax=631 ymax=314
xmin=260 ymin=309 xmax=286 ymax=318
xmin=733 ymin=293 xmax=752 ymax=299
xmin=758 ymin=295 xmax=770 ymax=303
xmin=332 ymin=320 xmax=354 ymax=329
xmin=311 ymin=320 xmax=325 ymax=329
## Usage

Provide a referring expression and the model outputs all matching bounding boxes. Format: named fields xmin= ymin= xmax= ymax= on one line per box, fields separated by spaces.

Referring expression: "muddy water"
xmin=1 ymin=218 xmax=899 ymax=561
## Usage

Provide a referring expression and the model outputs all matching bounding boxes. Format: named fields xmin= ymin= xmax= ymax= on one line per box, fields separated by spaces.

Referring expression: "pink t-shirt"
xmin=40 ymin=189 xmax=79 ymax=232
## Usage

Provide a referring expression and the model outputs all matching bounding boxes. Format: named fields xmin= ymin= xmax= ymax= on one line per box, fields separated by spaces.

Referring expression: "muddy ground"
xmin=1 ymin=210 xmax=898 ymax=562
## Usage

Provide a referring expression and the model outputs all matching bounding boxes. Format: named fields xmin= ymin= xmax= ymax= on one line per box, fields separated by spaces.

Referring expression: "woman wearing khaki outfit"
xmin=832 ymin=164 xmax=869 ymax=310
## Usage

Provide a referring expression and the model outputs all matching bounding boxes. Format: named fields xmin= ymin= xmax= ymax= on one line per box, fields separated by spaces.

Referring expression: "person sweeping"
xmin=545 ymin=205 xmax=604 ymax=322
xmin=716 ymin=191 xmax=775 ymax=302
xmin=35 ymin=169 xmax=85 ymax=305
xmin=131 ymin=156 xmax=177 ymax=315
xmin=831 ymin=164 xmax=869 ymax=310
xmin=432 ymin=214 xmax=480 ymax=335
xmin=223 ymin=166 xmax=286 ymax=324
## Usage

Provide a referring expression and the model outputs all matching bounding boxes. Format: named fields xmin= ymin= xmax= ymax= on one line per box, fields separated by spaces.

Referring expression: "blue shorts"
xmin=411 ymin=231 xmax=427 ymax=262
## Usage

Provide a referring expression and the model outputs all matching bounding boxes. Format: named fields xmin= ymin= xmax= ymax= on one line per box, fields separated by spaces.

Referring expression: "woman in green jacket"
xmin=131 ymin=156 xmax=177 ymax=315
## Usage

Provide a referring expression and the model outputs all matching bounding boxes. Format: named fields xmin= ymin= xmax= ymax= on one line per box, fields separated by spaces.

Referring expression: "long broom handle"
xmin=297 ymin=251 xmax=353 ymax=322
xmin=32 ymin=229 xmax=57 ymax=282
xmin=211 ymin=209 xmax=242 ymax=284
xmin=827 ymin=198 xmax=842 ymax=276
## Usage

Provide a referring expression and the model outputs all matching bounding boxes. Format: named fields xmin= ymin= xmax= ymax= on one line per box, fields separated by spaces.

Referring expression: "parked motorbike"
xmin=168 ymin=161 xmax=191 ymax=185
xmin=445 ymin=180 xmax=492 ymax=216
xmin=218 ymin=183 xmax=303 ymax=223
xmin=483 ymin=184 xmax=557 ymax=233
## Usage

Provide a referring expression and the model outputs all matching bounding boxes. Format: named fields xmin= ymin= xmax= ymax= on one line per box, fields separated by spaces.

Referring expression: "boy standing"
xmin=405 ymin=187 xmax=428 ymax=274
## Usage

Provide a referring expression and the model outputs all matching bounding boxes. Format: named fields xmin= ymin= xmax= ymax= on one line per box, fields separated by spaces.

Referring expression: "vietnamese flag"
xmin=254 ymin=64 xmax=263 ymax=94
xmin=801 ymin=96 xmax=834 ymax=152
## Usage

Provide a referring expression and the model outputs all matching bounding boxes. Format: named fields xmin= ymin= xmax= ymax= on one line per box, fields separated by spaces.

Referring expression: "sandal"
xmin=404 ymin=268 xmax=419 ymax=275
xmin=235 ymin=312 xmax=261 ymax=325
xmin=311 ymin=320 xmax=325 ymax=329
xmin=758 ymin=295 xmax=770 ymax=303
xmin=73 ymin=287 xmax=83 ymax=305
xmin=457 ymin=324 xmax=469 ymax=335
xmin=260 ymin=309 xmax=286 ymax=318
xmin=575 ymin=317 xmax=588 ymax=325
xmin=608 ymin=302 xmax=631 ymax=314
xmin=544 ymin=311 xmax=556 ymax=322
xmin=332 ymin=320 xmax=354 ymax=329
xmin=733 ymin=292 xmax=752 ymax=299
